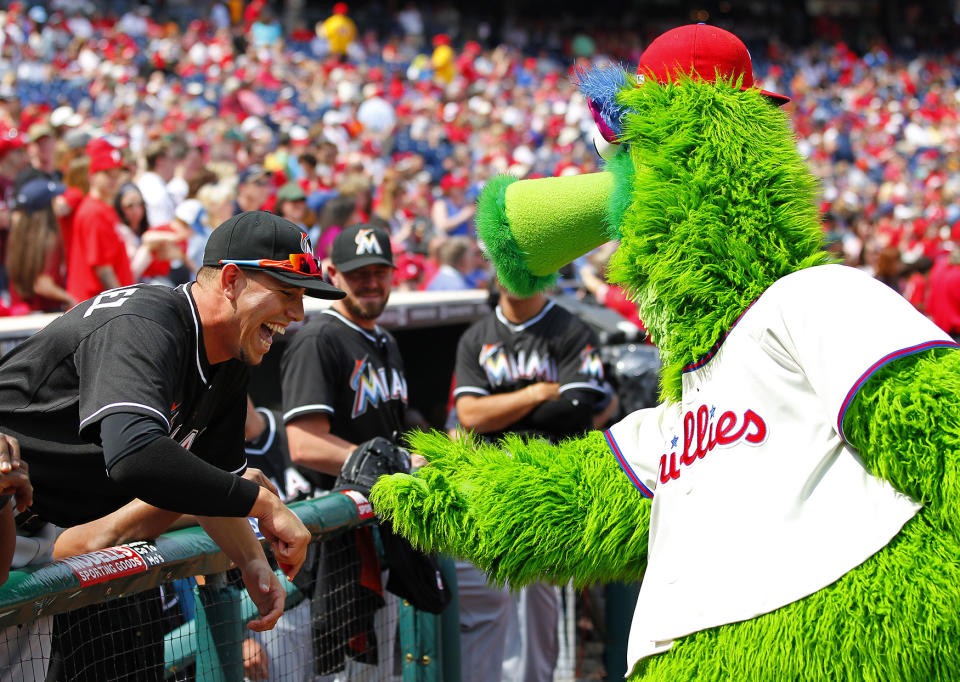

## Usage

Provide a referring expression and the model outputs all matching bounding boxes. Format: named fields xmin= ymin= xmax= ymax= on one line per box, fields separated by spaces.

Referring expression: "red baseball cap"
xmin=636 ymin=24 xmax=789 ymax=105
xmin=87 ymin=138 xmax=125 ymax=174
xmin=0 ymin=126 xmax=24 ymax=158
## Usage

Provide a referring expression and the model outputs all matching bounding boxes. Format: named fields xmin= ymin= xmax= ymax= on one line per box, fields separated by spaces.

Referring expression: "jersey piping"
xmin=321 ymin=308 xmax=387 ymax=345
xmin=245 ymin=408 xmax=277 ymax=455
xmin=681 ymin=300 xmax=758 ymax=374
xmin=79 ymin=402 xmax=171 ymax=432
xmin=604 ymin=428 xmax=655 ymax=499
xmin=494 ymin=300 xmax=555 ymax=332
xmin=836 ymin=339 xmax=959 ymax=442
xmin=180 ymin=285 xmax=208 ymax=386
xmin=560 ymin=381 xmax=607 ymax=394
xmin=282 ymin=403 xmax=335 ymax=422
xmin=453 ymin=385 xmax=490 ymax=397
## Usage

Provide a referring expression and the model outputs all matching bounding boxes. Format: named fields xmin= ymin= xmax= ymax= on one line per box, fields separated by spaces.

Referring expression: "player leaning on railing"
xmin=0 ymin=212 xmax=346 ymax=677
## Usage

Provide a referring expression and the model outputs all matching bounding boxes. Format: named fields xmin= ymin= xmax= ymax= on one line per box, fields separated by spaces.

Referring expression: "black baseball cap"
xmin=331 ymin=223 xmax=395 ymax=273
xmin=203 ymin=211 xmax=345 ymax=299
xmin=14 ymin=177 xmax=65 ymax=212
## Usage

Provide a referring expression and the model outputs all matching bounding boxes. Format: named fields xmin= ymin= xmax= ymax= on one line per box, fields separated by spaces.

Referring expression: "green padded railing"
xmin=0 ymin=492 xmax=460 ymax=681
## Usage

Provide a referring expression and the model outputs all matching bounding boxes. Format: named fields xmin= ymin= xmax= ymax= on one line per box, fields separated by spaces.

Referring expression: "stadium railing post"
xmin=193 ymin=572 xmax=245 ymax=681
xmin=438 ymin=556 xmax=461 ymax=682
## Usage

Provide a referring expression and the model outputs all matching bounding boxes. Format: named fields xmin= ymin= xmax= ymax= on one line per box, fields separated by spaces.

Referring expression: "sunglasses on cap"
xmin=219 ymin=253 xmax=323 ymax=276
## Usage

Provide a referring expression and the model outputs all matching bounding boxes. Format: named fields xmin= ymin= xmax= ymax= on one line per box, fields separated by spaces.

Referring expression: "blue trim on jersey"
xmin=836 ymin=340 xmax=960 ymax=442
xmin=604 ymin=428 xmax=654 ymax=499
xmin=682 ymin=300 xmax=758 ymax=374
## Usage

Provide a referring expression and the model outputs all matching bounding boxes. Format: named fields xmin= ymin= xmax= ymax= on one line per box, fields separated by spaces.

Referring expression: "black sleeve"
xmin=280 ymin=324 xmax=341 ymax=423
xmin=555 ymin=316 xmax=607 ymax=402
xmin=452 ymin=323 xmax=492 ymax=399
xmin=108 ymin=435 xmax=260 ymax=517
xmin=100 ymin=411 xmax=169 ymax=469
xmin=74 ymin=316 xmax=182 ymax=443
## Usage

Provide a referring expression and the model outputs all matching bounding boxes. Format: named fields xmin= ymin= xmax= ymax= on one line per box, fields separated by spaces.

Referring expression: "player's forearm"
xmin=286 ymin=424 xmax=354 ymax=476
xmin=0 ymin=501 xmax=14 ymax=585
xmin=53 ymin=500 xmax=183 ymax=559
xmin=197 ymin=515 xmax=269 ymax=571
xmin=457 ymin=386 xmax=548 ymax=433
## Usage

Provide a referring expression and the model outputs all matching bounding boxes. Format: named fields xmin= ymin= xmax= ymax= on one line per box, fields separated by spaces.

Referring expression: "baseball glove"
xmin=335 ymin=437 xmax=411 ymax=497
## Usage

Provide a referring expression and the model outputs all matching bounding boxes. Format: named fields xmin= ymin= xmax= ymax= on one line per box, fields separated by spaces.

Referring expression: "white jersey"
xmin=605 ymin=264 xmax=959 ymax=672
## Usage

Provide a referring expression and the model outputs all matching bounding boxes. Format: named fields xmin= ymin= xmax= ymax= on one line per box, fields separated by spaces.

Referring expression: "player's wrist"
xmin=249 ymin=485 xmax=284 ymax=521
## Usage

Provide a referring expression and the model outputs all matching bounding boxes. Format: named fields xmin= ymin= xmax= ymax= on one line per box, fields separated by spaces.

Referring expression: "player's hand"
xmin=242 ymin=468 xmax=280 ymax=498
xmin=0 ymin=433 xmax=22 ymax=473
xmin=252 ymin=492 xmax=310 ymax=580
xmin=242 ymin=637 xmax=270 ymax=680
xmin=410 ymin=453 xmax=428 ymax=469
xmin=241 ymin=558 xmax=285 ymax=632
xmin=527 ymin=382 xmax=562 ymax=403
xmin=0 ymin=434 xmax=31 ymax=512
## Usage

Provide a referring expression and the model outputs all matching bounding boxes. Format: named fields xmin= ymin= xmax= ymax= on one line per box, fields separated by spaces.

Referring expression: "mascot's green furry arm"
xmin=372 ymin=25 xmax=960 ymax=681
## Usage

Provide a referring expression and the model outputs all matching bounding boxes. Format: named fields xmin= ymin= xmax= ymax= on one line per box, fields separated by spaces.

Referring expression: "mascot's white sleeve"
xmin=603 ymin=403 xmax=678 ymax=501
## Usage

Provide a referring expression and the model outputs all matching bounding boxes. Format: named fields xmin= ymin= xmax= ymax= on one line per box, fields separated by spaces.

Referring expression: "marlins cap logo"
xmin=355 ymin=228 xmax=383 ymax=256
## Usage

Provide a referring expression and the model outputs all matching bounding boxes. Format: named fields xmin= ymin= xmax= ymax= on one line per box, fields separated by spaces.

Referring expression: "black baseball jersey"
xmin=281 ymin=309 xmax=408 ymax=490
xmin=0 ymin=283 xmax=248 ymax=527
xmin=454 ymin=300 xmax=606 ymax=441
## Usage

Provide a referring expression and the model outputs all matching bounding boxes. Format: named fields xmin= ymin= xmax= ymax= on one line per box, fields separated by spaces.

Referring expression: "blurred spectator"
xmin=24 ymin=123 xmax=56 ymax=181
xmin=6 ymin=178 xmax=74 ymax=312
xmin=425 ymin=236 xmax=483 ymax=291
xmin=66 ymin=139 xmax=131 ymax=303
xmin=314 ymin=194 xmax=354 ymax=260
xmin=167 ymin=136 xmax=207 ymax=206
xmin=233 ymin=165 xmax=273 ymax=215
xmin=926 ymin=251 xmax=960 ymax=340
xmin=274 ymin=181 xmax=316 ymax=241
xmin=431 ymin=173 xmax=474 ymax=237
xmin=112 ymin=182 xmax=185 ymax=286
xmin=137 ymin=141 xmax=178 ymax=228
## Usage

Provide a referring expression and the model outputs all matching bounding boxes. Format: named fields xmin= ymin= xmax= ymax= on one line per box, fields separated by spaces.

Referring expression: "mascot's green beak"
xmin=475 ymin=172 xmax=615 ymax=296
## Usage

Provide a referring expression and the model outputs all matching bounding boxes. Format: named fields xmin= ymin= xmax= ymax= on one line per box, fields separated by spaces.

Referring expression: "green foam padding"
xmin=475 ymin=173 xmax=614 ymax=296
xmin=504 ymin=172 xmax=614 ymax=276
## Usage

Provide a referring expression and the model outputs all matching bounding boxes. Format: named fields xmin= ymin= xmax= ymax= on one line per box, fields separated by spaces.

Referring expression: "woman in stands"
xmin=5 ymin=178 xmax=75 ymax=313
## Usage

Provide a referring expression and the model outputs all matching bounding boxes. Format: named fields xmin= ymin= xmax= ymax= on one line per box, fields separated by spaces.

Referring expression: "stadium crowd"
xmin=0 ymin=1 xmax=954 ymax=335
xmin=0 ymin=2 xmax=958 ymax=680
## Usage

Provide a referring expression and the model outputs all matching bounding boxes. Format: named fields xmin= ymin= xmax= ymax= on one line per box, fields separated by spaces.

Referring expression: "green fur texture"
xmin=370 ymin=429 xmax=650 ymax=587
xmin=606 ymin=77 xmax=831 ymax=402
xmin=475 ymin=173 xmax=558 ymax=296
xmin=372 ymin=69 xmax=960 ymax=682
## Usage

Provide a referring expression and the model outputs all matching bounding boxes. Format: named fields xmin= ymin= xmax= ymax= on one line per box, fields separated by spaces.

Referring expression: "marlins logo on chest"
xmin=350 ymin=355 xmax=407 ymax=418
xmin=479 ymin=343 xmax=557 ymax=386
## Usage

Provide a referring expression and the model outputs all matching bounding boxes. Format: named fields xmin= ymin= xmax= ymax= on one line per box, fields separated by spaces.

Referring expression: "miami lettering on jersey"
xmin=350 ymin=355 xmax=407 ymax=418
xmin=479 ymin=343 xmax=557 ymax=386
xmin=659 ymin=404 xmax=767 ymax=486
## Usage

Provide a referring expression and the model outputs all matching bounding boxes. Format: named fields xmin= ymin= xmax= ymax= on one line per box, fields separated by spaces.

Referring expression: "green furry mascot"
xmin=372 ymin=24 xmax=960 ymax=680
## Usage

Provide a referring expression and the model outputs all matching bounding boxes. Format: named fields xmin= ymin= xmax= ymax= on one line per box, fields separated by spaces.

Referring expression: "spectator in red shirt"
xmin=926 ymin=252 xmax=960 ymax=341
xmin=66 ymin=140 xmax=133 ymax=303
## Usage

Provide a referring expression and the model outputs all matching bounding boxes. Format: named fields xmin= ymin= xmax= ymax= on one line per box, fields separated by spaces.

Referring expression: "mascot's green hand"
xmin=371 ymin=429 xmax=652 ymax=587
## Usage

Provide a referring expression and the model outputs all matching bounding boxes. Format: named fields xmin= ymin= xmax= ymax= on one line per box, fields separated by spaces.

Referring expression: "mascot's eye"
xmin=593 ymin=127 xmax=621 ymax=161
